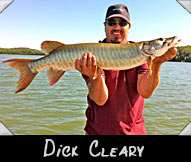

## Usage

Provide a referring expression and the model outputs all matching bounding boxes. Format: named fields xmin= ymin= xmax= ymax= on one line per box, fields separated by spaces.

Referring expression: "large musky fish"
xmin=3 ymin=36 xmax=181 ymax=93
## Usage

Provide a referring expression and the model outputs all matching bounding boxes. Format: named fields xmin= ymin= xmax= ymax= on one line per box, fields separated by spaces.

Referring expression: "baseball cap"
xmin=105 ymin=4 xmax=130 ymax=24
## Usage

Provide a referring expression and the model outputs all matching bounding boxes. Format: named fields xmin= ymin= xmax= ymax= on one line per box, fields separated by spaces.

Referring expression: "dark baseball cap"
xmin=105 ymin=4 xmax=130 ymax=24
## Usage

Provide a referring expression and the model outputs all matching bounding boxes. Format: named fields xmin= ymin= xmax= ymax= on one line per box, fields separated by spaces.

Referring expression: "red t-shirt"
xmin=82 ymin=40 xmax=148 ymax=135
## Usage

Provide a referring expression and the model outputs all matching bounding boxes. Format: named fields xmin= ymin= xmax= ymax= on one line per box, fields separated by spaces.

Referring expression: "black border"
xmin=0 ymin=135 xmax=190 ymax=161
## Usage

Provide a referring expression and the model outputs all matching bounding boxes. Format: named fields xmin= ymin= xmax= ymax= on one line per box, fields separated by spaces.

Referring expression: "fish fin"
xmin=47 ymin=68 xmax=65 ymax=86
xmin=147 ymin=57 xmax=153 ymax=75
xmin=2 ymin=59 xmax=38 ymax=93
xmin=41 ymin=41 xmax=65 ymax=54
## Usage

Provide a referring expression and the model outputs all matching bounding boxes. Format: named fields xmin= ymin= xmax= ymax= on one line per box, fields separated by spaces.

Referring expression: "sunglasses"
xmin=106 ymin=19 xmax=128 ymax=27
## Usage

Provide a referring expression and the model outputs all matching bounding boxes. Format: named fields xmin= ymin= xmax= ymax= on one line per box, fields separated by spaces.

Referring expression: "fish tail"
xmin=2 ymin=59 xmax=38 ymax=93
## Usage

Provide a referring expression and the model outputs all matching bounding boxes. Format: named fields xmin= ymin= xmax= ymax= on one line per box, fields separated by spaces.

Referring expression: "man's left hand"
xmin=153 ymin=47 xmax=177 ymax=64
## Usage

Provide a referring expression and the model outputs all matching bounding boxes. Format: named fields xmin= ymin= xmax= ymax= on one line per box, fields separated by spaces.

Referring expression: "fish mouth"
xmin=161 ymin=36 xmax=181 ymax=48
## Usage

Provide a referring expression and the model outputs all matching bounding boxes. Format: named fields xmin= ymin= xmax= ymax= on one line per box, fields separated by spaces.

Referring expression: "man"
xmin=75 ymin=4 xmax=177 ymax=135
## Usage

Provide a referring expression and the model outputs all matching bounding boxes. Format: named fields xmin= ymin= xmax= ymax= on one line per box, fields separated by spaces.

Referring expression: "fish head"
xmin=141 ymin=36 xmax=182 ymax=57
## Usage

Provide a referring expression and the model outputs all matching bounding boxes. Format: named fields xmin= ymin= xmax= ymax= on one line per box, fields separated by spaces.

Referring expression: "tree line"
xmin=170 ymin=45 xmax=191 ymax=62
xmin=0 ymin=47 xmax=45 ymax=55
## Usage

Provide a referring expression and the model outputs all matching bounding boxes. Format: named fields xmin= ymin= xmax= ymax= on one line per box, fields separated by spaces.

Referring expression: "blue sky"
xmin=0 ymin=0 xmax=190 ymax=50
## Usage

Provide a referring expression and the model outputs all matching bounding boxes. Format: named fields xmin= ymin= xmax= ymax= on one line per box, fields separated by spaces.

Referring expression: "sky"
xmin=0 ymin=0 xmax=190 ymax=50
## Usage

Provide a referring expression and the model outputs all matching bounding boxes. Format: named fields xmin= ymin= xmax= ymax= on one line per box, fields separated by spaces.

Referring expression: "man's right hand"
xmin=75 ymin=52 xmax=101 ymax=80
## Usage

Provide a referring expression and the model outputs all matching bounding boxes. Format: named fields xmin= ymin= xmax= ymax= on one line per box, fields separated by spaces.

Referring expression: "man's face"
xmin=105 ymin=17 xmax=130 ymax=44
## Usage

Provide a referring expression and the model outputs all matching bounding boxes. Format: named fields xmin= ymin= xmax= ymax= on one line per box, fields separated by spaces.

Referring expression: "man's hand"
xmin=75 ymin=52 xmax=101 ymax=80
xmin=153 ymin=47 xmax=177 ymax=64
xmin=75 ymin=52 xmax=108 ymax=106
xmin=138 ymin=47 xmax=177 ymax=99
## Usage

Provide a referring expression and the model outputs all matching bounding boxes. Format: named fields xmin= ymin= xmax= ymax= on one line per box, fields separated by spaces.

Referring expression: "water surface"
xmin=0 ymin=54 xmax=190 ymax=134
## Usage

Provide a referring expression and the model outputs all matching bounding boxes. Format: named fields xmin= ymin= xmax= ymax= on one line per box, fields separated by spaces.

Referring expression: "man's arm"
xmin=75 ymin=52 xmax=108 ymax=106
xmin=137 ymin=47 xmax=177 ymax=98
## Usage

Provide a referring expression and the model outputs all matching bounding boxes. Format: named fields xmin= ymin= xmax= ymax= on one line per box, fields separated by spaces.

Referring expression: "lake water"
xmin=0 ymin=54 xmax=190 ymax=135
